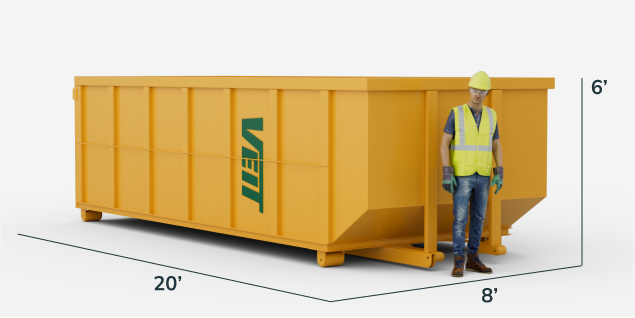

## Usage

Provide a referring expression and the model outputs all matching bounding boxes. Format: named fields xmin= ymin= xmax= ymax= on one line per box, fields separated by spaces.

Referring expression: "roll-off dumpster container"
xmin=74 ymin=76 xmax=554 ymax=268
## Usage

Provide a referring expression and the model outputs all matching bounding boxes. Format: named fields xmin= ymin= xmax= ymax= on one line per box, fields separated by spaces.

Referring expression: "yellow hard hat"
xmin=468 ymin=71 xmax=491 ymax=91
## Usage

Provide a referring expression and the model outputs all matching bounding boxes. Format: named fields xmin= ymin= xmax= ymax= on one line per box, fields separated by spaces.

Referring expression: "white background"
xmin=1 ymin=0 xmax=633 ymax=316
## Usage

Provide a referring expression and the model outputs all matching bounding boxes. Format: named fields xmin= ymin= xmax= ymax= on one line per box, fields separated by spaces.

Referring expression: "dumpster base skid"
xmin=477 ymin=244 xmax=506 ymax=255
xmin=317 ymin=251 xmax=345 ymax=267
xmin=478 ymin=237 xmax=507 ymax=255
xmin=345 ymin=244 xmax=445 ymax=268
xmin=81 ymin=209 xmax=102 ymax=222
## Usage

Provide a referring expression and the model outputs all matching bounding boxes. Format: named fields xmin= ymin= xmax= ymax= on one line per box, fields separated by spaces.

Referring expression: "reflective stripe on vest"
xmin=449 ymin=104 xmax=497 ymax=176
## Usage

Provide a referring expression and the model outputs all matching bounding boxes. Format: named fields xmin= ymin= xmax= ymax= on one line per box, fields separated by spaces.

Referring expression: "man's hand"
xmin=490 ymin=167 xmax=504 ymax=194
xmin=442 ymin=167 xmax=457 ymax=193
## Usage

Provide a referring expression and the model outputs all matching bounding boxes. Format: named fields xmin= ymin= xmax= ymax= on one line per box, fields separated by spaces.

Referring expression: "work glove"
xmin=442 ymin=167 xmax=457 ymax=193
xmin=490 ymin=167 xmax=504 ymax=194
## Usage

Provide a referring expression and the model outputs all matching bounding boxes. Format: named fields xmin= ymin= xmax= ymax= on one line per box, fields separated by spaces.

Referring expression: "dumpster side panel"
xmin=191 ymin=155 xmax=225 ymax=225
xmin=436 ymin=204 xmax=455 ymax=235
xmin=154 ymin=88 xmax=182 ymax=152
xmin=334 ymin=91 xmax=425 ymax=242
xmin=332 ymin=91 xmax=429 ymax=244
xmin=153 ymin=88 xmax=186 ymax=220
xmin=281 ymin=164 xmax=321 ymax=241
xmin=84 ymin=145 xmax=113 ymax=207
xmin=83 ymin=86 xmax=111 ymax=145
xmin=483 ymin=89 xmax=548 ymax=231
xmin=191 ymin=88 xmax=225 ymax=226
xmin=83 ymin=86 xmax=114 ymax=208
xmin=332 ymin=91 xmax=369 ymax=243
xmin=500 ymin=196 xmax=545 ymax=228
xmin=279 ymin=90 xmax=322 ymax=242
xmin=117 ymin=87 xmax=146 ymax=213
xmin=499 ymin=89 xmax=548 ymax=200
xmin=154 ymin=151 xmax=186 ymax=220
xmin=118 ymin=87 xmax=146 ymax=148
xmin=280 ymin=90 xmax=321 ymax=164
xmin=234 ymin=89 xmax=269 ymax=234
xmin=368 ymin=91 xmax=423 ymax=209
xmin=117 ymin=148 xmax=145 ymax=213
xmin=191 ymin=88 xmax=225 ymax=155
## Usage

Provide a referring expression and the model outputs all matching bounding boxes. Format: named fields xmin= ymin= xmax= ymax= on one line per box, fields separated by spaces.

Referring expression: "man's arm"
xmin=440 ymin=132 xmax=454 ymax=167
xmin=492 ymin=138 xmax=503 ymax=167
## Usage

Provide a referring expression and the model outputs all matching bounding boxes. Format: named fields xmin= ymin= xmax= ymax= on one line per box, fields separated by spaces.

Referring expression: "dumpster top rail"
xmin=75 ymin=76 xmax=555 ymax=91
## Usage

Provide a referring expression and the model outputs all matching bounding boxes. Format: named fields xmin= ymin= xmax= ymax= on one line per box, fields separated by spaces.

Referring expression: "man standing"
xmin=439 ymin=71 xmax=504 ymax=278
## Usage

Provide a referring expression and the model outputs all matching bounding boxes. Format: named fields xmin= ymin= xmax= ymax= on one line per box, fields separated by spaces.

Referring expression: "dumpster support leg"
xmin=317 ymin=251 xmax=344 ymax=267
xmin=479 ymin=90 xmax=506 ymax=256
xmin=421 ymin=90 xmax=444 ymax=266
xmin=478 ymin=192 xmax=506 ymax=255
xmin=81 ymin=208 xmax=102 ymax=222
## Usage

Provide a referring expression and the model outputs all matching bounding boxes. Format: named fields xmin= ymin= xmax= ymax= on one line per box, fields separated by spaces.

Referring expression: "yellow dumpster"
xmin=73 ymin=76 xmax=554 ymax=268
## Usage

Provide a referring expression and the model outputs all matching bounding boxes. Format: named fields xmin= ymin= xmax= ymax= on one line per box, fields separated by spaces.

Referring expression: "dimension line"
xmin=18 ymin=233 xmax=581 ymax=302
xmin=581 ymin=78 xmax=584 ymax=266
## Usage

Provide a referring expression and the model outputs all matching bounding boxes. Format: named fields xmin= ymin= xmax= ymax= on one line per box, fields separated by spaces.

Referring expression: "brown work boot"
xmin=466 ymin=252 xmax=493 ymax=274
xmin=451 ymin=255 xmax=465 ymax=277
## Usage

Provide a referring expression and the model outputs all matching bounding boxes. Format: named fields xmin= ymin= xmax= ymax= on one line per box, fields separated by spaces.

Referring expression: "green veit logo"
xmin=241 ymin=118 xmax=264 ymax=213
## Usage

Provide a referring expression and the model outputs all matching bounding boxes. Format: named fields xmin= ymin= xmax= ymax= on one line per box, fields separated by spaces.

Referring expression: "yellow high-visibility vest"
xmin=449 ymin=104 xmax=498 ymax=176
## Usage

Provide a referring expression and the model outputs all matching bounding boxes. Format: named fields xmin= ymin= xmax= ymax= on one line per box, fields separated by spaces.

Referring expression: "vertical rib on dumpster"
xmin=75 ymin=86 xmax=84 ymax=206
xmin=423 ymin=91 xmax=438 ymax=255
xmin=480 ymin=89 xmax=506 ymax=255
xmin=319 ymin=90 xmax=331 ymax=244
xmin=110 ymin=86 xmax=119 ymax=209
xmin=267 ymin=89 xmax=281 ymax=235
xmin=222 ymin=88 xmax=235 ymax=228
xmin=182 ymin=88 xmax=192 ymax=221
xmin=142 ymin=87 xmax=152 ymax=215
xmin=104 ymin=86 xmax=116 ymax=210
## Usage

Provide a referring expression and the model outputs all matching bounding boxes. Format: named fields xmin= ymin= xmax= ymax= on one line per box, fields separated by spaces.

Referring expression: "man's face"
xmin=469 ymin=87 xmax=489 ymax=104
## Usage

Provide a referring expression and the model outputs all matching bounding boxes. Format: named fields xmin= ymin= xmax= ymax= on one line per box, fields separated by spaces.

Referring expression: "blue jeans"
xmin=452 ymin=172 xmax=491 ymax=256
